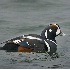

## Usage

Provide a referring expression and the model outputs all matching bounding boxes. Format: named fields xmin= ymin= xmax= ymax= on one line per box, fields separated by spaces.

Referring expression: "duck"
xmin=0 ymin=23 xmax=65 ymax=55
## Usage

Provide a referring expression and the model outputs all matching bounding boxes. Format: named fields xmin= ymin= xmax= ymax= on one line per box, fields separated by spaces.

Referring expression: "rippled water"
xmin=0 ymin=0 xmax=70 ymax=69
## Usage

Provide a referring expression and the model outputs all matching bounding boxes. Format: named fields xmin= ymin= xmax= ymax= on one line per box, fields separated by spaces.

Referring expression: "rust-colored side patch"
xmin=18 ymin=46 xmax=32 ymax=52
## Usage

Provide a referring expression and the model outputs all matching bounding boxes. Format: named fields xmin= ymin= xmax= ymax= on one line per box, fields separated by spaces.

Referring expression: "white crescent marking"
xmin=44 ymin=40 xmax=50 ymax=52
xmin=45 ymin=30 xmax=47 ymax=38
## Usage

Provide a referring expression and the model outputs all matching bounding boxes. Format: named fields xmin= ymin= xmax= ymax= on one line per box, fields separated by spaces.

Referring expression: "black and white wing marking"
xmin=1 ymin=34 xmax=42 ymax=45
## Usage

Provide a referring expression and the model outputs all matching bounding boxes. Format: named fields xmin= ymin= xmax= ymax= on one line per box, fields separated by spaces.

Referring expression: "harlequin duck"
xmin=0 ymin=24 xmax=65 ymax=55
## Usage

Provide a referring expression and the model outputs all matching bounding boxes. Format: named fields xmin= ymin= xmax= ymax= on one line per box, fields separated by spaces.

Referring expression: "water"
xmin=0 ymin=0 xmax=70 ymax=69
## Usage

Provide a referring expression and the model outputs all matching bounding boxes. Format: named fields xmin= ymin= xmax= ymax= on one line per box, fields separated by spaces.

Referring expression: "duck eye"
xmin=50 ymin=24 xmax=52 ymax=25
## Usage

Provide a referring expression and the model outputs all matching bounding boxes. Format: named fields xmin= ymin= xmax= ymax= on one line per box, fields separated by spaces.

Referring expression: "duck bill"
xmin=59 ymin=32 xmax=66 ymax=36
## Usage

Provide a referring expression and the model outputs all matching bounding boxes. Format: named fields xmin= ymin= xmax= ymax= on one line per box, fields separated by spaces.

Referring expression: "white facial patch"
xmin=45 ymin=30 xmax=47 ymax=38
xmin=49 ymin=29 xmax=52 ymax=32
xmin=53 ymin=24 xmax=61 ymax=36
xmin=56 ymin=29 xmax=61 ymax=35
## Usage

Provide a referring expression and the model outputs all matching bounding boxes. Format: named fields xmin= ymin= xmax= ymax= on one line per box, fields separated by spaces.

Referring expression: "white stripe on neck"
xmin=45 ymin=30 xmax=47 ymax=38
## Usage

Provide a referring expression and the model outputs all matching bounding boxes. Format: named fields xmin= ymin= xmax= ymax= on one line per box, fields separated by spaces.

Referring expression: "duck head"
xmin=41 ymin=23 xmax=65 ymax=41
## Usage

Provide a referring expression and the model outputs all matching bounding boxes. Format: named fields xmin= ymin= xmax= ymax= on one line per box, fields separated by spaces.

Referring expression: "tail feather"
xmin=0 ymin=43 xmax=19 ymax=52
xmin=0 ymin=47 xmax=3 ymax=50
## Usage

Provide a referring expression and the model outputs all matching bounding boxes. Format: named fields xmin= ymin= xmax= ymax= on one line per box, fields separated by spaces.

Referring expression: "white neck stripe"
xmin=45 ymin=30 xmax=47 ymax=38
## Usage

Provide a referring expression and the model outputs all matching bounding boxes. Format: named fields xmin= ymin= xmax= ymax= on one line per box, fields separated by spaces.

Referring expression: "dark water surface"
xmin=0 ymin=0 xmax=70 ymax=69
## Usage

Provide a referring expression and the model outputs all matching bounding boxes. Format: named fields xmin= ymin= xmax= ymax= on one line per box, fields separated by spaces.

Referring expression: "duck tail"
xmin=0 ymin=47 xmax=3 ymax=50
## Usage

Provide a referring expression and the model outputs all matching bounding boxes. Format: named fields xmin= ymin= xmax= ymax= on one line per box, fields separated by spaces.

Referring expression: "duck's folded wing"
xmin=1 ymin=34 xmax=41 ymax=44
xmin=1 ymin=34 xmax=42 ymax=48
